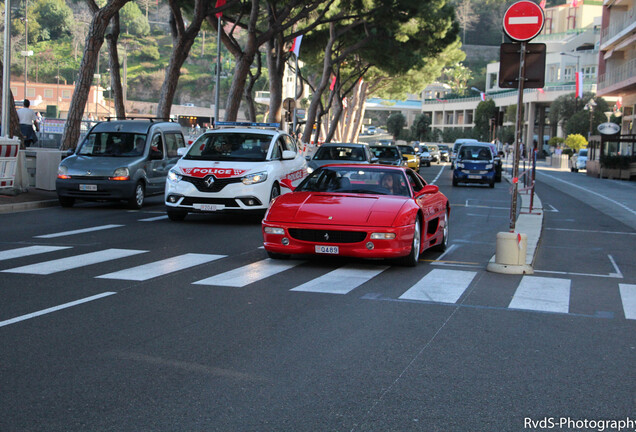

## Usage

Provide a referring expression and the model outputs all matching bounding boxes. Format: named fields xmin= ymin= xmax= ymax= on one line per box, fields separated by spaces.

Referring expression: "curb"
xmin=486 ymin=172 xmax=544 ymax=275
xmin=0 ymin=199 xmax=59 ymax=214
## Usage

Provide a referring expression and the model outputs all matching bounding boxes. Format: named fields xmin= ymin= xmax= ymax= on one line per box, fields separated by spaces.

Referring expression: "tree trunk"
xmin=157 ymin=0 xmax=207 ymax=119
xmin=350 ymin=80 xmax=368 ymax=143
xmin=106 ymin=13 xmax=126 ymax=119
xmin=266 ymin=35 xmax=286 ymax=124
xmin=325 ymin=97 xmax=343 ymax=143
xmin=61 ymin=0 xmax=131 ymax=150
xmin=0 ymin=61 xmax=25 ymax=147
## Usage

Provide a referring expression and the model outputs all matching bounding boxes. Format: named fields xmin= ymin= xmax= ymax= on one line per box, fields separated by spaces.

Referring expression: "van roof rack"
xmin=105 ymin=116 xmax=173 ymax=122
xmin=215 ymin=121 xmax=281 ymax=130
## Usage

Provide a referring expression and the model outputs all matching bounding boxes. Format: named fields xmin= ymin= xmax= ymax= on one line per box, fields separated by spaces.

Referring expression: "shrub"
xmin=564 ymin=134 xmax=587 ymax=152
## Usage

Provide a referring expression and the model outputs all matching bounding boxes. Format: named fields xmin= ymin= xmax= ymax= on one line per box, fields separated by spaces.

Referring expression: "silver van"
xmin=56 ymin=120 xmax=186 ymax=208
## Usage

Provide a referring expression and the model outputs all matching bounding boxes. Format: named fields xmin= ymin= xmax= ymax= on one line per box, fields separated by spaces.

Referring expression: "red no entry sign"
xmin=503 ymin=1 xmax=545 ymax=42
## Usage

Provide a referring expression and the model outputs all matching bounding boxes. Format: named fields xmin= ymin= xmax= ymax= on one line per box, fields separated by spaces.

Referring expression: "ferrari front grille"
xmin=288 ymin=229 xmax=366 ymax=244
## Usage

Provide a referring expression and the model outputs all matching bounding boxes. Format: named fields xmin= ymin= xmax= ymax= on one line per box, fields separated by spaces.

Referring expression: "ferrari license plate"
xmin=315 ymin=245 xmax=339 ymax=254
xmin=194 ymin=203 xmax=222 ymax=211
xmin=79 ymin=184 xmax=97 ymax=191
xmin=468 ymin=175 xmax=482 ymax=179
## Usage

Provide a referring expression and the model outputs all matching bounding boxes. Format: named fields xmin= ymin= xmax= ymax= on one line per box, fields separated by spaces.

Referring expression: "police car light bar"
xmin=215 ymin=121 xmax=281 ymax=129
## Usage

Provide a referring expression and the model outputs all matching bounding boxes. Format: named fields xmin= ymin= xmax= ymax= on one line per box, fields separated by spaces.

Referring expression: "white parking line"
xmin=34 ymin=224 xmax=124 ymax=239
xmin=138 ymin=215 xmax=169 ymax=222
xmin=0 ymin=292 xmax=116 ymax=327
xmin=509 ymin=276 xmax=570 ymax=314
xmin=291 ymin=264 xmax=388 ymax=294
xmin=2 ymin=249 xmax=147 ymax=275
xmin=194 ymin=258 xmax=304 ymax=287
xmin=97 ymin=253 xmax=225 ymax=281
xmin=0 ymin=245 xmax=72 ymax=261
xmin=619 ymin=284 xmax=636 ymax=320
xmin=399 ymin=269 xmax=477 ymax=303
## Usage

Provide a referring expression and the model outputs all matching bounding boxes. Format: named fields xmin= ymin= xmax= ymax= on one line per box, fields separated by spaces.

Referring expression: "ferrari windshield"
xmin=78 ymin=132 xmax=147 ymax=157
xmin=295 ymin=166 xmax=410 ymax=197
xmin=184 ymin=132 xmax=272 ymax=161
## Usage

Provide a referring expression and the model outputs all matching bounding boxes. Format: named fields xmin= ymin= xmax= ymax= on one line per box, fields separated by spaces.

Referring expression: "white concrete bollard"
xmin=487 ymin=231 xmax=533 ymax=274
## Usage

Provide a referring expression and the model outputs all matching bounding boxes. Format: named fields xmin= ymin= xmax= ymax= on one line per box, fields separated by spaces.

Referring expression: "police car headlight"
xmin=242 ymin=171 xmax=268 ymax=185
xmin=486 ymin=164 xmax=493 ymax=169
xmin=455 ymin=162 xmax=464 ymax=169
xmin=307 ymin=167 xmax=314 ymax=174
xmin=167 ymin=168 xmax=182 ymax=183
xmin=110 ymin=167 xmax=130 ymax=181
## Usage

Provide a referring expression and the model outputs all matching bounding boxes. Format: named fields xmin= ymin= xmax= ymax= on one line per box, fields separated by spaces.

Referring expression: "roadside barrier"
xmin=0 ymin=138 xmax=20 ymax=189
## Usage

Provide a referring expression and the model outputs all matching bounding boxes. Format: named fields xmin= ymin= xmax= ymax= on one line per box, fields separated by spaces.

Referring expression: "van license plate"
xmin=315 ymin=245 xmax=339 ymax=254
xmin=194 ymin=203 xmax=221 ymax=211
xmin=79 ymin=184 xmax=97 ymax=191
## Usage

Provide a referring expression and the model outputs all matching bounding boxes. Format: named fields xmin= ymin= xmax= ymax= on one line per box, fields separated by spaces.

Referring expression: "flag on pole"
xmin=215 ymin=0 xmax=226 ymax=18
xmin=616 ymin=96 xmax=623 ymax=110
xmin=480 ymin=92 xmax=486 ymax=101
xmin=290 ymin=35 xmax=303 ymax=58
xmin=539 ymin=0 xmax=546 ymax=9
xmin=572 ymin=0 xmax=582 ymax=7
xmin=329 ymin=75 xmax=336 ymax=91
xmin=575 ymin=71 xmax=583 ymax=98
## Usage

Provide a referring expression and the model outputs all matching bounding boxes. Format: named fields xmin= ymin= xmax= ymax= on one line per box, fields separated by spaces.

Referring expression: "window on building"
xmin=62 ymin=90 xmax=71 ymax=99
xmin=467 ymin=111 xmax=474 ymax=124
xmin=583 ymin=66 xmax=596 ymax=78
xmin=26 ymin=88 xmax=36 ymax=98
xmin=563 ymin=67 xmax=575 ymax=81
xmin=44 ymin=89 xmax=54 ymax=98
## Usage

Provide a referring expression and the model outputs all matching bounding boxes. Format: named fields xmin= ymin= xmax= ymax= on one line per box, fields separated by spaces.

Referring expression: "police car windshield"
xmin=185 ymin=133 xmax=271 ymax=161
xmin=78 ymin=132 xmax=147 ymax=157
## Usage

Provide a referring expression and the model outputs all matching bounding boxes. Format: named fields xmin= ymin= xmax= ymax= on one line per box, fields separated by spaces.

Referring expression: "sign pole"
xmin=509 ymin=41 xmax=526 ymax=232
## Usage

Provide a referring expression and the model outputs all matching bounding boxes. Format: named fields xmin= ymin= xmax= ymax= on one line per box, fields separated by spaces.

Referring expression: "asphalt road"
xmin=0 ymin=163 xmax=634 ymax=431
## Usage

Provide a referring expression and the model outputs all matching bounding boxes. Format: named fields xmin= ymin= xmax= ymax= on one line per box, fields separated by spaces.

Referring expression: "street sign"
xmin=499 ymin=43 xmax=546 ymax=88
xmin=503 ymin=1 xmax=545 ymax=42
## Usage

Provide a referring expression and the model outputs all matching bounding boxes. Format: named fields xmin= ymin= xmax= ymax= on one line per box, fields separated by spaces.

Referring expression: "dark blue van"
xmin=452 ymin=143 xmax=496 ymax=188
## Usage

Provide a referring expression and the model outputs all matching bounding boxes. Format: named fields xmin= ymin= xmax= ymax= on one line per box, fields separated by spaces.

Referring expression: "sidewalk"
xmin=0 ymin=188 xmax=59 ymax=214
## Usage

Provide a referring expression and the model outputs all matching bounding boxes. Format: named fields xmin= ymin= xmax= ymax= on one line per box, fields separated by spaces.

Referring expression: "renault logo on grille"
xmin=323 ymin=232 xmax=329 ymax=241
xmin=204 ymin=176 xmax=215 ymax=188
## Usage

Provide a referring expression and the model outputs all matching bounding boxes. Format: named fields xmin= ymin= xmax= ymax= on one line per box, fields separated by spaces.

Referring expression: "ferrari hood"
xmin=267 ymin=192 xmax=407 ymax=226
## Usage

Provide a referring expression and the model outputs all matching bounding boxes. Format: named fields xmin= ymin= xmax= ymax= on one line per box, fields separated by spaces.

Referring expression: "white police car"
xmin=165 ymin=122 xmax=307 ymax=221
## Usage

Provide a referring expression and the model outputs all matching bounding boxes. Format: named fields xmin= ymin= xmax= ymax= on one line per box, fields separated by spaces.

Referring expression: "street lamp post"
xmin=583 ymin=98 xmax=596 ymax=140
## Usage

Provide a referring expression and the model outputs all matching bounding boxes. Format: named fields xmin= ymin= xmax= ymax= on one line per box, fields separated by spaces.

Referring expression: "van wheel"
xmin=58 ymin=196 xmax=75 ymax=208
xmin=128 ymin=182 xmax=145 ymax=209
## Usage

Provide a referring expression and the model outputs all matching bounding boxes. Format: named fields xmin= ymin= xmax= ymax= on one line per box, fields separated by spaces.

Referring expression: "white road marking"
xmin=619 ymin=284 xmax=636 ymax=320
xmin=546 ymin=227 xmax=636 ymax=236
xmin=0 ymin=292 xmax=116 ymax=327
xmin=194 ymin=258 xmax=304 ymax=287
xmin=291 ymin=264 xmax=388 ymax=294
xmin=399 ymin=269 xmax=477 ymax=303
xmin=509 ymin=276 xmax=570 ymax=313
xmin=2 ymin=249 xmax=147 ymax=275
xmin=138 ymin=215 xmax=169 ymax=222
xmin=535 ymin=255 xmax=623 ymax=279
xmin=0 ymin=245 xmax=71 ymax=261
xmin=431 ymin=165 xmax=445 ymax=184
xmin=97 ymin=253 xmax=225 ymax=281
xmin=34 ymin=224 xmax=124 ymax=239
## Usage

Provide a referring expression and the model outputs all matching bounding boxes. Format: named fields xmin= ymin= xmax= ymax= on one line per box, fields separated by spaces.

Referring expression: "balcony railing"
xmin=601 ymin=10 xmax=636 ymax=44
xmin=597 ymin=58 xmax=636 ymax=91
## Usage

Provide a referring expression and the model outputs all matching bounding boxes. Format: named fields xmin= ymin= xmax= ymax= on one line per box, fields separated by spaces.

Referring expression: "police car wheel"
xmin=167 ymin=208 xmax=187 ymax=221
xmin=270 ymin=184 xmax=281 ymax=202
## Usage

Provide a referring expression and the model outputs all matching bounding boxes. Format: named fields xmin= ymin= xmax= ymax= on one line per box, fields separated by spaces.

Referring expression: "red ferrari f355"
xmin=262 ymin=164 xmax=449 ymax=266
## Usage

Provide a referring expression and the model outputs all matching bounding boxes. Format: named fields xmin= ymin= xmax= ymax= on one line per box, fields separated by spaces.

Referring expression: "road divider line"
xmin=509 ymin=276 xmax=570 ymax=314
xmin=138 ymin=215 xmax=169 ymax=222
xmin=399 ymin=269 xmax=477 ymax=303
xmin=0 ymin=245 xmax=72 ymax=261
xmin=0 ymin=292 xmax=116 ymax=328
xmin=619 ymin=284 xmax=636 ymax=320
xmin=97 ymin=253 xmax=225 ymax=281
xmin=34 ymin=224 xmax=124 ymax=239
xmin=2 ymin=249 xmax=147 ymax=275
xmin=291 ymin=264 xmax=387 ymax=294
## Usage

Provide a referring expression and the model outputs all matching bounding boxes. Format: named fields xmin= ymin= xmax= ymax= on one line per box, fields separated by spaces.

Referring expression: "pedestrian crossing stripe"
xmin=619 ymin=284 xmax=636 ymax=320
xmin=509 ymin=276 xmax=570 ymax=314
xmin=97 ymin=253 xmax=225 ymax=281
xmin=193 ymin=258 xmax=304 ymax=287
xmin=290 ymin=264 xmax=388 ymax=294
xmin=1 ymin=249 xmax=147 ymax=275
xmin=399 ymin=269 xmax=477 ymax=303
xmin=0 ymin=245 xmax=72 ymax=262
xmin=34 ymin=224 xmax=124 ymax=239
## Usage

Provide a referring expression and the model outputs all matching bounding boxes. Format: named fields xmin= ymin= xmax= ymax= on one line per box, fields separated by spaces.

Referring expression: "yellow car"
xmin=397 ymin=145 xmax=420 ymax=170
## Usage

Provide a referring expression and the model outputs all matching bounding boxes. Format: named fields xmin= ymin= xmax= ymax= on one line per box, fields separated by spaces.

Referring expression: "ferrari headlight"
xmin=167 ymin=168 xmax=182 ymax=183
xmin=370 ymin=233 xmax=396 ymax=240
xmin=242 ymin=171 xmax=268 ymax=185
xmin=110 ymin=167 xmax=130 ymax=181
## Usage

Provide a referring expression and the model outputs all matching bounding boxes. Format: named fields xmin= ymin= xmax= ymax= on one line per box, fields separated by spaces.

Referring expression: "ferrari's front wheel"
xmin=398 ymin=218 xmax=421 ymax=267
